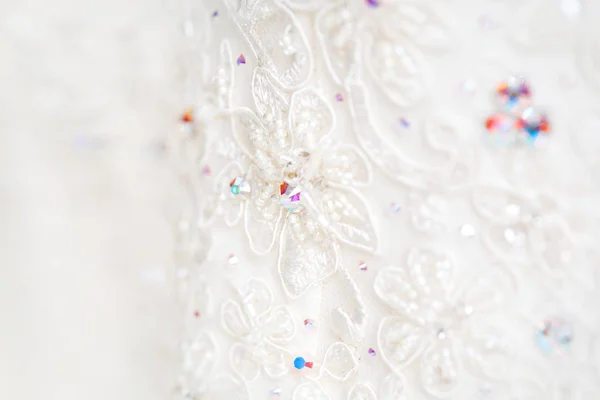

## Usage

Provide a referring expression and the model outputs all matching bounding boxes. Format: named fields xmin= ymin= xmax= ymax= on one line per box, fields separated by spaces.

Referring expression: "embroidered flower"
xmin=206 ymin=68 xmax=377 ymax=299
xmin=471 ymin=186 xmax=590 ymax=281
xmin=221 ymin=278 xmax=296 ymax=381
xmin=374 ymin=248 xmax=516 ymax=397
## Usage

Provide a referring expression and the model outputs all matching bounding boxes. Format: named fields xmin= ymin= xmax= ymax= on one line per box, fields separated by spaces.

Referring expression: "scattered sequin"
xmin=536 ymin=316 xmax=573 ymax=355
xmin=270 ymin=388 xmax=282 ymax=397
xmin=497 ymin=76 xmax=531 ymax=112
xmin=280 ymin=182 xmax=303 ymax=212
xmin=359 ymin=261 xmax=368 ymax=271
xmin=460 ymin=224 xmax=476 ymax=238
xmin=228 ymin=254 xmax=239 ymax=266
xmin=335 ymin=93 xmax=344 ymax=102
xmin=237 ymin=54 xmax=246 ymax=65
xmin=212 ymin=10 xmax=219 ymax=18
xmin=368 ymin=348 xmax=376 ymax=356
xmin=389 ymin=202 xmax=402 ymax=215
xmin=517 ymin=106 xmax=550 ymax=140
xmin=366 ymin=0 xmax=380 ymax=8
xmin=181 ymin=108 xmax=194 ymax=123
xmin=398 ymin=117 xmax=410 ymax=128
xmin=293 ymin=356 xmax=313 ymax=369
xmin=230 ymin=177 xmax=251 ymax=195
xmin=485 ymin=113 xmax=516 ymax=135
xmin=194 ymin=310 xmax=200 ymax=318
xmin=304 ymin=318 xmax=316 ymax=327
xmin=437 ymin=328 xmax=447 ymax=339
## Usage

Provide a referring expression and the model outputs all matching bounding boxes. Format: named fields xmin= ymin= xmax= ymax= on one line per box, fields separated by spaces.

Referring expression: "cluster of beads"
xmin=485 ymin=77 xmax=550 ymax=145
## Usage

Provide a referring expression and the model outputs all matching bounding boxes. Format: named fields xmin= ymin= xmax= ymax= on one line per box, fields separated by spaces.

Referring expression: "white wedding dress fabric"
xmin=2 ymin=0 xmax=600 ymax=399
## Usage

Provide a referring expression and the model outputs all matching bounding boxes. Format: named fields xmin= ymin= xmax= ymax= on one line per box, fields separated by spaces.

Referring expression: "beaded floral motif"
xmin=374 ymin=248 xmax=516 ymax=397
xmin=208 ymin=68 xmax=377 ymax=300
xmin=221 ymin=278 xmax=296 ymax=381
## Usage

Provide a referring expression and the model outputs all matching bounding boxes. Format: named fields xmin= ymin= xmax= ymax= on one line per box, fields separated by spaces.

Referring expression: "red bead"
xmin=181 ymin=109 xmax=193 ymax=123
xmin=280 ymin=182 xmax=289 ymax=195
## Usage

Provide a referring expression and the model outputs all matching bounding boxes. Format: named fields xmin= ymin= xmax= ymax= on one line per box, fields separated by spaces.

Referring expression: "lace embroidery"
xmin=374 ymin=248 xmax=516 ymax=397
xmin=206 ymin=68 xmax=378 ymax=299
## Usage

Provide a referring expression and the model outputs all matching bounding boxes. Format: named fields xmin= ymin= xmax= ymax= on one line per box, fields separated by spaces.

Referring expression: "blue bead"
xmin=293 ymin=357 xmax=305 ymax=369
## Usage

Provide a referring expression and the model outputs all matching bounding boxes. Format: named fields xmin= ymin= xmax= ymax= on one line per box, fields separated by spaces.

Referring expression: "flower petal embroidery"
xmin=252 ymin=68 xmax=289 ymax=116
xmin=293 ymin=381 xmax=331 ymax=400
xmin=378 ymin=316 xmax=427 ymax=371
xmin=277 ymin=213 xmax=338 ymax=298
xmin=320 ymin=186 xmax=379 ymax=253
xmin=237 ymin=278 xmax=274 ymax=319
xmin=321 ymin=143 xmax=372 ymax=187
xmin=420 ymin=337 xmax=461 ymax=397
xmin=225 ymin=0 xmax=313 ymax=89
xmin=380 ymin=373 xmax=409 ymax=400
xmin=288 ymin=87 xmax=335 ymax=151
xmin=324 ymin=269 xmax=367 ymax=343
xmin=230 ymin=107 xmax=268 ymax=159
xmin=230 ymin=343 xmax=261 ymax=382
xmin=374 ymin=266 xmax=420 ymax=316
xmin=316 ymin=2 xmax=358 ymax=86
xmin=180 ymin=333 xmax=218 ymax=394
xmin=321 ymin=342 xmax=358 ymax=381
xmin=347 ymin=383 xmax=377 ymax=400
xmin=363 ymin=35 xmax=429 ymax=107
xmin=244 ymin=168 xmax=285 ymax=255
xmin=221 ymin=300 xmax=252 ymax=340
xmin=407 ymin=247 xmax=454 ymax=298
xmin=259 ymin=341 xmax=290 ymax=378
xmin=258 ymin=305 xmax=296 ymax=343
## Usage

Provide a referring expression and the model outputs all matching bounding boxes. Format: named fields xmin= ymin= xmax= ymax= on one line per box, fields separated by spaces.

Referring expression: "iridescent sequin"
xmin=237 ymin=54 xmax=246 ymax=65
xmin=230 ymin=177 xmax=251 ymax=195
xmin=359 ymin=261 xmax=368 ymax=271
xmin=366 ymin=0 xmax=380 ymax=8
xmin=280 ymin=182 xmax=303 ymax=212
xmin=517 ymin=107 xmax=550 ymax=140
xmin=368 ymin=348 xmax=376 ymax=356
xmin=536 ymin=316 xmax=573 ymax=356
xmin=335 ymin=93 xmax=344 ymax=102
xmin=497 ymin=76 xmax=531 ymax=112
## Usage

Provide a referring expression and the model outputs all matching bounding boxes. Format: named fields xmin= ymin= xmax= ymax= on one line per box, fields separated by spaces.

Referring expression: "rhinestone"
xmin=368 ymin=348 xmax=376 ymax=356
xmin=279 ymin=182 xmax=303 ymax=212
xmin=485 ymin=113 xmax=516 ymax=135
xmin=497 ymin=77 xmax=531 ymax=112
xmin=228 ymin=254 xmax=239 ymax=266
xmin=517 ymin=107 xmax=550 ymax=139
xmin=229 ymin=177 xmax=251 ymax=195
xmin=536 ymin=316 xmax=573 ymax=355
xmin=181 ymin=108 xmax=193 ymax=123
xmin=389 ymin=202 xmax=402 ymax=215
